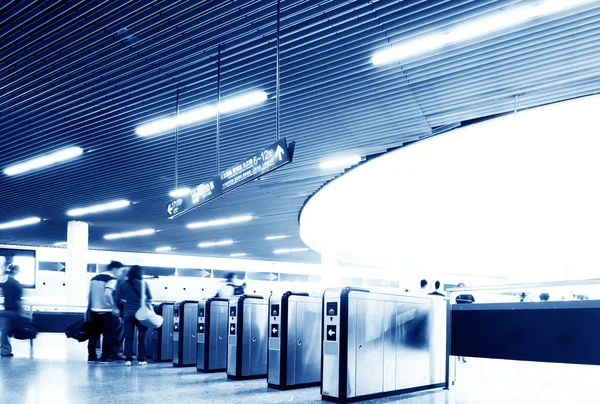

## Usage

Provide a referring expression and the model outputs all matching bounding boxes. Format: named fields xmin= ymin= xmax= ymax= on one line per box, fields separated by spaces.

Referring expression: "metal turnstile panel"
xmin=268 ymin=295 xmax=282 ymax=385
xmin=288 ymin=298 xmax=322 ymax=386
xmin=183 ymin=303 xmax=198 ymax=365
xmin=209 ymin=301 xmax=228 ymax=370
xmin=173 ymin=301 xmax=198 ymax=367
xmin=227 ymin=300 xmax=239 ymax=376
xmin=353 ymin=297 xmax=385 ymax=397
xmin=197 ymin=301 xmax=206 ymax=370
xmin=245 ymin=300 xmax=268 ymax=376
xmin=321 ymin=287 xmax=449 ymax=403
xmin=153 ymin=303 xmax=174 ymax=362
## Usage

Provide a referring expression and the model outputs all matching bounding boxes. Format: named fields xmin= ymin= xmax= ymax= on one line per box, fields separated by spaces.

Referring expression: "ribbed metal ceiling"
xmin=1 ymin=0 xmax=598 ymax=263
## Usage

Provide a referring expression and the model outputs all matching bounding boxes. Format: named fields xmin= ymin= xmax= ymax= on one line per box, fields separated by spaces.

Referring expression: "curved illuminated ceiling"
xmin=0 ymin=1 xmax=599 ymax=262
xmin=300 ymin=95 xmax=600 ymax=281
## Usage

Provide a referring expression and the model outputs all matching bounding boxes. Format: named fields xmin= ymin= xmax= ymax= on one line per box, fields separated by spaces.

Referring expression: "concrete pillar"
xmin=66 ymin=220 xmax=89 ymax=306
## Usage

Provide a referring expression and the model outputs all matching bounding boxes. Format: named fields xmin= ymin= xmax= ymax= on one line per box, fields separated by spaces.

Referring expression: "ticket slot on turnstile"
xmin=153 ymin=302 xmax=174 ymax=362
xmin=173 ymin=300 xmax=199 ymax=367
xmin=227 ymin=295 xmax=268 ymax=380
xmin=268 ymin=291 xmax=322 ymax=390
xmin=197 ymin=298 xmax=229 ymax=373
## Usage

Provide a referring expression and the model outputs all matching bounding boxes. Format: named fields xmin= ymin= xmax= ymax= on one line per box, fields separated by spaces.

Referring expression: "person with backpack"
xmin=216 ymin=273 xmax=245 ymax=298
xmin=0 ymin=264 xmax=23 ymax=357
xmin=87 ymin=261 xmax=125 ymax=363
xmin=114 ymin=265 xmax=152 ymax=366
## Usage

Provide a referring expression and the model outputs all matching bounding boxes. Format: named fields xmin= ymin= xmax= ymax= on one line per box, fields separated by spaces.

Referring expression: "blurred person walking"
xmin=115 ymin=265 xmax=153 ymax=366
xmin=0 ymin=264 xmax=23 ymax=357
xmin=216 ymin=272 xmax=246 ymax=298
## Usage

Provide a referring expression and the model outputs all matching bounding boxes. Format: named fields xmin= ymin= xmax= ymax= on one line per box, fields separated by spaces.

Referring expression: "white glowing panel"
xmin=300 ymin=94 xmax=600 ymax=281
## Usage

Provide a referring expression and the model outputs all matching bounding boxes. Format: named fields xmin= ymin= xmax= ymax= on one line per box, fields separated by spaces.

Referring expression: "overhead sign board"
xmin=166 ymin=137 xmax=295 ymax=219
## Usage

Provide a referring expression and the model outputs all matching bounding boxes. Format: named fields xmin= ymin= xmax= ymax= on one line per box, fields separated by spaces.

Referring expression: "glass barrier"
xmin=446 ymin=278 xmax=600 ymax=305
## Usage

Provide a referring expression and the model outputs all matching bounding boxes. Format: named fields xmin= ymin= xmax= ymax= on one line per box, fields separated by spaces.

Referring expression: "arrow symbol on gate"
xmin=231 ymin=326 xmax=235 ymax=332
xmin=199 ymin=269 xmax=210 ymax=278
xmin=268 ymin=273 xmax=278 ymax=281
xmin=328 ymin=329 xmax=335 ymax=337
xmin=275 ymin=145 xmax=284 ymax=162
xmin=272 ymin=327 xmax=277 ymax=334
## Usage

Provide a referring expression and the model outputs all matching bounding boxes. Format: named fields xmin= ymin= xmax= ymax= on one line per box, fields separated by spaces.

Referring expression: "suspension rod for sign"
xmin=217 ymin=45 xmax=221 ymax=173
xmin=175 ymin=88 xmax=180 ymax=189
xmin=276 ymin=0 xmax=281 ymax=141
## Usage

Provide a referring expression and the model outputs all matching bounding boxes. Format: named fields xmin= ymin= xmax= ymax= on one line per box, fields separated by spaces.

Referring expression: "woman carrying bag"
xmin=115 ymin=265 xmax=155 ymax=366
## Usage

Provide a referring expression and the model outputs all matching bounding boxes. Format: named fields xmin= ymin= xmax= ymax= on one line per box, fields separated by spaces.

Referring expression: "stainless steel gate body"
xmin=153 ymin=302 xmax=174 ymax=362
xmin=227 ymin=295 xmax=268 ymax=380
xmin=321 ymin=287 xmax=449 ymax=403
xmin=268 ymin=292 xmax=322 ymax=390
xmin=197 ymin=298 xmax=229 ymax=372
xmin=173 ymin=300 xmax=199 ymax=367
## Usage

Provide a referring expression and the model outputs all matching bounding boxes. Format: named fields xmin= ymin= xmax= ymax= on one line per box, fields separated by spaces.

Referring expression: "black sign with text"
xmin=166 ymin=138 xmax=296 ymax=219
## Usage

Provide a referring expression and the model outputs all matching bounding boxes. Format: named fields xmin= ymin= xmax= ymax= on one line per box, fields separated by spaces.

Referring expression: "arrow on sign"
xmin=199 ymin=269 xmax=210 ymax=278
xmin=328 ymin=329 xmax=335 ymax=337
xmin=275 ymin=145 xmax=284 ymax=161
xmin=167 ymin=204 xmax=173 ymax=215
xmin=272 ymin=327 xmax=278 ymax=334
xmin=231 ymin=326 xmax=235 ymax=333
xmin=268 ymin=273 xmax=278 ymax=281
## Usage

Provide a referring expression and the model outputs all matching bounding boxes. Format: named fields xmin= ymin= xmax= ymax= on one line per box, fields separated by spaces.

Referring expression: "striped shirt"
xmin=89 ymin=272 xmax=118 ymax=312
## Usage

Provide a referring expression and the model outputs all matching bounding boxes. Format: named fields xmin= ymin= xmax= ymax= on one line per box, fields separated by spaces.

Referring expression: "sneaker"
xmin=1 ymin=353 xmax=14 ymax=358
xmin=88 ymin=357 xmax=98 ymax=363
xmin=125 ymin=361 xmax=132 ymax=367
xmin=138 ymin=361 xmax=147 ymax=366
xmin=99 ymin=357 xmax=116 ymax=364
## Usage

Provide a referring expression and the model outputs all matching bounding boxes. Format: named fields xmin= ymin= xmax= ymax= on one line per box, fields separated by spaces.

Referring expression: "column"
xmin=66 ymin=220 xmax=89 ymax=306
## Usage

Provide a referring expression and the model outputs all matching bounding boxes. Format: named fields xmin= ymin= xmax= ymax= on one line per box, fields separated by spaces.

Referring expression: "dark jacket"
xmin=115 ymin=279 xmax=152 ymax=317
xmin=0 ymin=276 xmax=23 ymax=311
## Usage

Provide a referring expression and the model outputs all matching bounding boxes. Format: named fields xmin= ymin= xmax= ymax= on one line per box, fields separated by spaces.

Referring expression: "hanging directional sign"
xmin=166 ymin=137 xmax=296 ymax=219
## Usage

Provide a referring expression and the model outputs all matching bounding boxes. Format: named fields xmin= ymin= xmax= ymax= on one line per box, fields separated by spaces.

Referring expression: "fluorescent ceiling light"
xmin=0 ymin=217 xmax=41 ymax=230
xmin=187 ymin=215 xmax=253 ymax=229
xmin=320 ymin=156 xmax=362 ymax=170
xmin=67 ymin=200 xmax=130 ymax=217
xmin=136 ymin=90 xmax=267 ymax=137
xmin=218 ymin=90 xmax=268 ymax=114
xmin=3 ymin=147 xmax=83 ymax=176
xmin=0 ymin=217 xmax=42 ymax=230
xmin=274 ymin=248 xmax=310 ymax=254
xmin=53 ymin=242 xmax=68 ymax=247
xmin=266 ymin=235 xmax=289 ymax=240
xmin=169 ymin=187 xmax=191 ymax=198
xmin=198 ymin=240 xmax=234 ymax=248
xmin=155 ymin=246 xmax=172 ymax=252
xmin=104 ymin=228 xmax=155 ymax=240
xmin=230 ymin=253 xmax=247 ymax=257
xmin=372 ymin=0 xmax=593 ymax=65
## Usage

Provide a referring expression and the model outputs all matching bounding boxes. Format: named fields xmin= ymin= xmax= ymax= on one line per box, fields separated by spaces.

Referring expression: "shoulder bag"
xmin=132 ymin=280 xmax=163 ymax=329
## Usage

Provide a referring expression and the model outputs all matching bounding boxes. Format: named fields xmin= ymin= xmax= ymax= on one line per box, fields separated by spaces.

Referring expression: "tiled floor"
xmin=0 ymin=334 xmax=598 ymax=403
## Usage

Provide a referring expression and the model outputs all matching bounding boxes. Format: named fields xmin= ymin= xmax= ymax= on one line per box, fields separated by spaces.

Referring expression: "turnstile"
xmin=321 ymin=287 xmax=449 ymax=403
xmin=227 ymin=295 xmax=268 ymax=380
xmin=197 ymin=298 xmax=229 ymax=372
xmin=173 ymin=300 xmax=199 ymax=367
xmin=153 ymin=302 xmax=174 ymax=362
xmin=268 ymin=292 xmax=322 ymax=390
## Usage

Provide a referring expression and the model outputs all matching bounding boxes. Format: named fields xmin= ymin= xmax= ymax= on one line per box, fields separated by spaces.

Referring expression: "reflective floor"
xmin=0 ymin=334 xmax=598 ymax=403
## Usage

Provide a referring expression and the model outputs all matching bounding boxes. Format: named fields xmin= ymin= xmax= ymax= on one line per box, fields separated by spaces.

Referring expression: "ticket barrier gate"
xmin=173 ymin=300 xmax=199 ymax=367
xmin=321 ymin=287 xmax=449 ymax=403
xmin=196 ymin=298 xmax=229 ymax=372
xmin=227 ymin=295 xmax=268 ymax=380
xmin=268 ymin=292 xmax=322 ymax=390
xmin=153 ymin=302 xmax=174 ymax=362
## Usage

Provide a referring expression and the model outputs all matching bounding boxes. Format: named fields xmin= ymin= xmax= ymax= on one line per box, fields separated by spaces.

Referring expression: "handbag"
xmin=65 ymin=317 xmax=93 ymax=342
xmin=132 ymin=280 xmax=163 ymax=329
xmin=10 ymin=315 xmax=38 ymax=340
